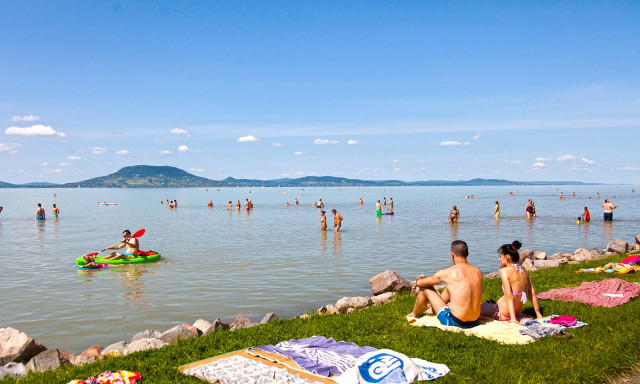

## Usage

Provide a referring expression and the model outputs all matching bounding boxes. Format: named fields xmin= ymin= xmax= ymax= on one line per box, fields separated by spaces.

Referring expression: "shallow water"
xmin=0 ymin=185 xmax=638 ymax=352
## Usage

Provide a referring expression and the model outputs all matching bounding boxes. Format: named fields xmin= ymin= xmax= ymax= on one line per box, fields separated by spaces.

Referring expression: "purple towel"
xmin=549 ymin=315 xmax=577 ymax=327
xmin=248 ymin=336 xmax=377 ymax=377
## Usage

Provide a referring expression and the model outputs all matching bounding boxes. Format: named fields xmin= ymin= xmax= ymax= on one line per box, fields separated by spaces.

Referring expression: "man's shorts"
xmin=604 ymin=212 xmax=613 ymax=221
xmin=437 ymin=306 xmax=479 ymax=329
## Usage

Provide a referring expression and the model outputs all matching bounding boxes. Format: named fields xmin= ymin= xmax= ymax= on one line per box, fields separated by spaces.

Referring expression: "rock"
xmin=534 ymin=259 xmax=561 ymax=269
xmin=122 ymin=338 xmax=167 ymax=355
xmin=534 ymin=251 xmax=547 ymax=260
xmin=0 ymin=327 xmax=47 ymax=365
xmin=521 ymin=258 xmax=534 ymax=271
xmin=211 ymin=318 xmax=229 ymax=331
xmin=25 ymin=349 xmax=61 ymax=373
xmin=260 ymin=312 xmax=279 ymax=325
xmin=0 ymin=362 xmax=28 ymax=379
xmin=58 ymin=350 xmax=74 ymax=364
xmin=519 ymin=249 xmax=534 ymax=261
xmin=131 ymin=330 xmax=161 ymax=342
xmin=101 ymin=341 xmax=128 ymax=358
xmin=300 ymin=313 xmax=310 ymax=319
xmin=346 ymin=308 xmax=355 ymax=313
xmin=590 ymin=249 xmax=605 ymax=259
xmin=70 ymin=354 xmax=99 ymax=366
xmin=484 ymin=271 xmax=500 ymax=279
xmin=80 ymin=345 xmax=103 ymax=357
xmin=193 ymin=319 xmax=213 ymax=335
xmin=607 ymin=239 xmax=629 ymax=254
xmin=230 ymin=314 xmax=255 ymax=331
xmin=159 ymin=325 xmax=196 ymax=344
xmin=571 ymin=253 xmax=587 ymax=262
xmin=572 ymin=248 xmax=592 ymax=262
xmin=335 ymin=296 xmax=372 ymax=313
xmin=636 ymin=234 xmax=640 ymax=245
xmin=181 ymin=323 xmax=201 ymax=337
xmin=316 ymin=305 xmax=338 ymax=315
xmin=371 ymin=292 xmax=397 ymax=306
xmin=369 ymin=270 xmax=411 ymax=296
xmin=549 ymin=252 xmax=572 ymax=260
xmin=630 ymin=243 xmax=640 ymax=252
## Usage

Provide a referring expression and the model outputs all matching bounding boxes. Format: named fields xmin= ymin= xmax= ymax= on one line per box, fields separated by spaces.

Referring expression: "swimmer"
xmin=359 ymin=197 xmax=363 ymax=205
xmin=388 ymin=198 xmax=394 ymax=212
xmin=317 ymin=199 xmax=324 ymax=209
xmin=294 ymin=198 xmax=299 ymax=205
xmin=383 ymin=197 xmax=387 ymax=205
xmin=376 ymin=200 xmax=382 ymax=217
xmin=576 ymin=217 xmax=581 ymax=224
xmin=236 ymin=200 xmax=241 ymax=210
xmin=494 ymin=201 xmax=500 ymax=218
xmin=35 ymin=203 xmax=45 ymax=221
xmin=208 ymin=200 xmax=213 ymax=207
xmin=602 ymin=199 xmax=618 ymax=221
xmin=320 ymin=210 xmax=327 ymax=231
xmin=227 ymin=201 xmax=232 ymax=210
xmin=52 ymin=204 xmax=60 ymax=219
xmin=286 ymin=202 xmax=290 ymax=206
xmin=582 ymin=207 xmax=590 ymax=222
xmin=332 ymin=209 xmax=343 ymax=231
xmin=448 ymin=205 xmax=459 ymax=224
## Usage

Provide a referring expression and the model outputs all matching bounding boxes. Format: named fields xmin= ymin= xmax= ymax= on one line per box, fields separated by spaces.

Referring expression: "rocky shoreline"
xmin=1 ymin=235 xmax=639 ymax=381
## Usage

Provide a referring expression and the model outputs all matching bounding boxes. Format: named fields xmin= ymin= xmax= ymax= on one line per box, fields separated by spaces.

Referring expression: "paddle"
xmin=84 ymin=229 xmax=146 ymax=257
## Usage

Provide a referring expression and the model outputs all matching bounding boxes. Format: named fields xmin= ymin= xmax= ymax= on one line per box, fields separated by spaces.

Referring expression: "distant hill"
xmin=0 ymin=165 xmax=598 ymax=188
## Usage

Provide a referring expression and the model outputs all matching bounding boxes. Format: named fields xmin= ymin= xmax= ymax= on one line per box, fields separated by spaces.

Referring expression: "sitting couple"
xmin=407 ymin=240 xmax=542 ymax=328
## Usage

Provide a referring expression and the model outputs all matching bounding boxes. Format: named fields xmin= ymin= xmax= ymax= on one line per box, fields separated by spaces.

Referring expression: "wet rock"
xmin=335 ymin=296 xmax=372 ymax=313
xmin=230 ymin=314 xmax=256 ymax=331
xmin=80 ymin=345 xmax=103 ymax=357
xmin=25 ymin=349 xmax=61 ymax=373
xmin=260 ymin=312 xmax=279 ymax=325
xmin=534 ymin=251 xmax=547 ymax=260
xmin=608 ymin=239 xmax=629 ymax=254
xmin=181 ymin=323 xmax=201 ymax=337
xmin=521 ymin=258 xmax=534 ymax=271
xmin=70 ymin=354 xmax=99 ymax=366
xmin=484 ymin=271 xmax=500 ymax=279
xmin=534 ymin=259 xmax=561 ymax=269
xmin=159 ymin=325 xmax=196 ymax=344
xmin=369 ymin=270 xmax=411 ymax=296
xmin=123 ymin=338 xmax=167 ymax=355
xmin=0 ymin=327 xmax=47 ymax=365
xmin=0 ymin=362 xmax=28 ymax=379
xmin=520 ymin=249 xmax=534 ymax=261
xmin=132 ymin=330 xmax=161 ymax=342
xmin=316 ymin=304 xmax=338 ymax=315
xmin=101 ymin=341 xmax=128 ymax=358
xmin=211 ymin=318 xmax=230 ymax=331
xmin=371 ymin=292 xmax=396 ymax=306
xmin=193 ymin=319 xmax=213 ymax=335
xmin=635 ymin=234 xmax=640 ymax=245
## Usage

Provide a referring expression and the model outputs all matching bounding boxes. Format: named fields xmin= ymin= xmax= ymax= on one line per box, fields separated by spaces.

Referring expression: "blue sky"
xmin=1 ymin=1 xmax=639 ymax=184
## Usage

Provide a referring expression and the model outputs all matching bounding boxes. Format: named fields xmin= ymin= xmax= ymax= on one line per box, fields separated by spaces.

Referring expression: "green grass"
xmin=4 ymin=254 xmax=640 ymax=383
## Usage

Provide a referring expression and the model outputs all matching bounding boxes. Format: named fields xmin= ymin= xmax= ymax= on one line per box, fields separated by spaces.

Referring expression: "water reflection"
xmin=525 ymin=217 xmax=535 ymax=245
xmin=320 ymin=231 xmax=327 ymax=258
xmin=75 ymin=266 xmax=157 ymax=307
xmin=603 ymin=221 xmax=613 ymax=245
xmin=449 ymin=223 xmax=459 ymax=241
xmin=333 ymin=231 xmax=342 ymax=257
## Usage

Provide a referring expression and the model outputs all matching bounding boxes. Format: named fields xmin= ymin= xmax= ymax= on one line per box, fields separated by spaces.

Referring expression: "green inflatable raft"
xmin=76 ymin=251 xmax=161 ymax=266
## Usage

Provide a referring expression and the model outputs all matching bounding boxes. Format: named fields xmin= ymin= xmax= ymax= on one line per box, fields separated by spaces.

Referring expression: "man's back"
xmin=442 ymin=263 xmax=483 ymax=322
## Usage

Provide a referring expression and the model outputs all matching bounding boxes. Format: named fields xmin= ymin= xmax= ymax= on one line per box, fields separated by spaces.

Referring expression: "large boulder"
xmin=80 ymin=345 xmax=103 ymax=357
xmin=549 ymin=252 xmax=572 ymax=260
xmin=534 ymin=259 xmax=561 ymax=269
xmin=371 ymin=292 xmax=397 ymax=306
xmin=572 ymin=248 xmax=592 ymax=262
xmin=131 ymin=330 xmax=161 ymax=342
xmin=484 ymin=271 xmax=500 ymax=279
xmin=230 ymin=314 xmax=256 ymax=331
xmin=69 ymin=354 xmax=99 ymax=366
xmin=635 ymin=234 xmax=640 ymax=245
xmin=101 ymin=341 xmax=128 ymax=358
xmin=0 ymin=362 xmax=28 ymax=379
xmin=181 ymin=323 xmax=201 ymax=337
xmin=335 ymin=296 xmax=372 ymax=313
xmin=519 ymin=249 xmax=534 ymax=261
xmin=521 ymin=258 xmax=535 ymax=271
xmin=193 ymin=319 xmax=213 ymax=335
xmin=369 ymin=270 xmax=411 ymax=296
xmin=123 ymin=338 xmax=167 ymax=355
xmin=629 ymin=243 xmax=640 ymax=252
xmin=260 ymin=312 xmax=279 ymax=325
xmin=0 ymin=328 xmax=47 ymax=365
xmin=534 ymin=251 xmax=547 ymax=260
xmin=211 ymin=319 xmax=229 ymax=331
xmin=608 ymin=239 xmax=629 ymax=254
xmin=25 ymin=349 xmax=61 ymax=373
xmin=159 ymin=325 xmax=196 ymax=344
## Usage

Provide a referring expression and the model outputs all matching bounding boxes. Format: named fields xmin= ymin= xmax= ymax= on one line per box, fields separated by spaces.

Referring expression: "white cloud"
xmin=5 ymin=125 xmax=66 ymax=137
xmin=473 ymin=133 xmax=483 ymax=140
xmin=58 ymin=162 xmax=70 ymax=166
xmin=347 ymin=140 xmax=360 ymax=145
xmin=439 ymin=141 xmax=470 ymax=146
xmin=178 ymin=145 xmax=190 ymax=152
xmin=237 ymin=135 xmax=259 ymax=142
xmin=272 ymin=142 xmax=283 ymax=148
xmin=189 ymin=168 xmax=205 ymax=173
xmin=581 ymin=157 xmax=595 ymax=164
xmin=0 ymin=143 xmax=22 ymax=152
xmin=41 ymin=162 xmax=48 ymax=166
xmin=294 ymin=152 xmax=303 ymax=156
xmin=154 ymin=140 xmax=165 ymax=145
xmin=313 ymin=138 xmax=339 ymax=145
xmin=557 ymin=154 xmax=577 ymax=161
xmin=170 ymin=128 xmax=191 ymax=138
xmin=115 ymin=150 xmax=130 ymax=155
xmin=67 ymin=156 xmax=81 ymax=160
xmin=393 ymin=168 xmax=401 ymax=171
xmin=393 ymin=159 xmax=399 ymax=162
xmin=158 ymin=150 xmax=171 ymax=155
xmin=617 ymin=166 xmax=639 ymax=171
xmin=295 ymin=171 xmax=304 ymax=175
xmin=533 ymin=162 xmax=546 ymax=167
xmin=506 ymin=160 xmax=521 ymax=165
xmin=91 ymin=147 xmax=107 ymax=154
xmin=535 ymin=157 xmax=553 ymax=162
xmin=43 ymin=168 xmax=63 ymax=174
xmin=10 ymin=115 xmax=41 ymax=122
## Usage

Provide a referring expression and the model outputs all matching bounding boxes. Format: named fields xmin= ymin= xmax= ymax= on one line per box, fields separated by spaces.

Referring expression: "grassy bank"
xmin=4 ymin=254 xmax=640 ymax=384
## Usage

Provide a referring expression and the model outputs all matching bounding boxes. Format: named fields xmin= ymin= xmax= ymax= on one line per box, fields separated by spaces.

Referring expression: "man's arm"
xmin=416 ymin=269 xmax=447 ymax=288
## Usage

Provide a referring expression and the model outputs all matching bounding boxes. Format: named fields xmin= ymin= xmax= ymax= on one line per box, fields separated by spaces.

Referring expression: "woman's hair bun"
xmin=512 ymin=240 xmax=522 ymax=250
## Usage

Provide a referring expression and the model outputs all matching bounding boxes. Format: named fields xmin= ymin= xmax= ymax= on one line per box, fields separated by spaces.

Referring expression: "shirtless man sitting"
xmin=102 ymin=229 xmax=139 ymax=260
xmin=407 ymin=240 xmax=483 ymax=328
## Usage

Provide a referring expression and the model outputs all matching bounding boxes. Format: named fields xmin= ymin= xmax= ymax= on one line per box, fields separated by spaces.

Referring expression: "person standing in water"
xmin=320 ymin=210 xmax=327 ymax=231
xmin=448 ymin=205 xmax=459 ymax=224
xmin=376 ymin=200 xmax=382 ymax=218
xmin=583 ymin=207 xmax=591 ymax=222
xmin=332 ymin=209 xmax=343 ymax=231
xmin=602 ymin=199 xmax=618 ymax=221
xmin=387 ymin=198 xmax=394 ymax=213
xmin=35 ymin=203 xmax=45 ymax=221
xmin=493 ymin=201 xmax=500 ymax=218
xmin=52 ymin=204 xmax=60 ymax=219
xmin=359 ymin=197 xmax=363 ymax=205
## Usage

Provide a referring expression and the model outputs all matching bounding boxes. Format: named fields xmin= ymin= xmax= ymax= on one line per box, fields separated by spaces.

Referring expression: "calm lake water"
xmin=0 ymin=185 xmax=638 ymax=352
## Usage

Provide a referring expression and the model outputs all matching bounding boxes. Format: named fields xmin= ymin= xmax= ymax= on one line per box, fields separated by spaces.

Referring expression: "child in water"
xmin=582 ymin=207 xmax=590 ymax=222
xmin=576 ymin=217 xmax=581 ymax=224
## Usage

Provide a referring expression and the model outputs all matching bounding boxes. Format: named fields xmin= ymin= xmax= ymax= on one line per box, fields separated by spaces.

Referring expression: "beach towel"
xmin=576 ymin=263 xmax=640 ymax=274
xmin=620 ymin=255 xmax=640 ymax=264
xmin=537 ymin=278 xmax=640 ymax=307
xmin=67 ymin=370 xmax=141 ymax=384
xmin=333 ymin=349 xmax=450 ymax=384
xmin=409 ymin=316 xmax=535 ymax=345
xmin=248 ymin=336 xmax=377 ymax=377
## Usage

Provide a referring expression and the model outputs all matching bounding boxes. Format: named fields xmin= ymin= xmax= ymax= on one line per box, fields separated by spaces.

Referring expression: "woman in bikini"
xmin=481 ymin=241 xmax=543 ymax=323
xmin=448 ymin=205 xmax=459 ymax=224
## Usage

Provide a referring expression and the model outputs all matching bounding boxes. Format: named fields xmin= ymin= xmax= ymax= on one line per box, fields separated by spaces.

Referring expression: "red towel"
xmin=537 ymin=278 xmax=640 ymax=307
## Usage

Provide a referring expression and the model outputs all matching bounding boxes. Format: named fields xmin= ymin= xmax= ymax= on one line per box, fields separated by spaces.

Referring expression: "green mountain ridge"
xmin=0 ymin=165 xmax=599 ymax=188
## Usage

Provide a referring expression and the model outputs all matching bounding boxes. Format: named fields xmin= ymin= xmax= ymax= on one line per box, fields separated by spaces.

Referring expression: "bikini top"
xmin=502 ymin=264 xmax=527 ymax=304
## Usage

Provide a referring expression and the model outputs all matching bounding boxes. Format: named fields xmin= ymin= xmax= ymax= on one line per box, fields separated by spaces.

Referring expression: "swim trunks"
xmin=36 ymin=216 xmax=45 ymax=220
xmin=52 ymin=215 xmax=58 ymax=219
xmin=437 ymin=306 xmax=479 ymax=328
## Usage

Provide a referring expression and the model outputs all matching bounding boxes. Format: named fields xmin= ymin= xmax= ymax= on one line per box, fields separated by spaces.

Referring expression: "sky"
xmin=1 ymin=1 xmax=639 ymax=184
